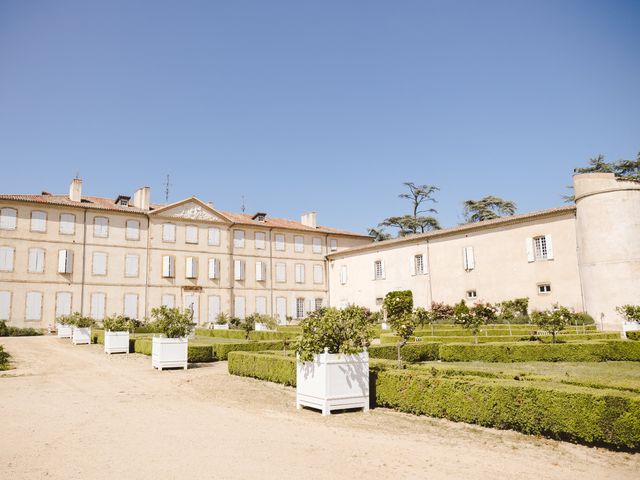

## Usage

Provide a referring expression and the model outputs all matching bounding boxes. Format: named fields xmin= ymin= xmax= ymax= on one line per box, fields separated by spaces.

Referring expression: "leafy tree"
xmin=573 ymin=152 xmax=640 ymax=183
xmin=102 ymin=314 xmax=137 ymax=332
xmin=150 ymin=306 xmax=192 ymax=338
xmin=498 ymin=298 xmax=529 ymax=323
xmin=463 ymin=196 xmax=517 ymax=223
xmin=471 ymin=302 xmax=498 ymax=325
xmin=383 ymin=291 xmax=415 ymax=366
xmin=414 ymin=307 xmax=430 ymax=329
xmin=574 ymin=154 xmax=612 ymax=174
xmin=379 ymin=182 xmax=441 ymax=236
xmin=453 ymin=301 xmax=483 ymax=344
xmin=530 ymin=305 xmax=572 ymax=343
xmin=616 ymin=305 xmax=640 ymax=323
xmin=367 ymin=227 xmax=392 ymax=242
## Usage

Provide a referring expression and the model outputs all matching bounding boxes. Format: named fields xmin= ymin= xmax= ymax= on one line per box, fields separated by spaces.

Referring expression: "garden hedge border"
xmin=627 ymin=331 xmax=640 ymax=341
xmin=368 ymin=343 xmax=440 ymax=362
xmin=0 ymin=345 xmax=9 ymax=370
xmin=228 ymin=351 xmax=297 ymax=386
xmin=195 ymin=328 xmax=298 ymax=341
xmin=379 ymin=332 xmax=620 ymax=345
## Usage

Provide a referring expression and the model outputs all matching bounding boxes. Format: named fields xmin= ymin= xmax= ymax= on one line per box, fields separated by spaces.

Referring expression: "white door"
xmin=276 ymin=297 xmax=287 ymax=324
xmin=183 ymin=293 xmax=200 ymax=325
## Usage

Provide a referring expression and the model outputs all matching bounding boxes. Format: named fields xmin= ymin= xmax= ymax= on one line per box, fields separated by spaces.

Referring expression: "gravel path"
xmin=0 ymin=336 xmax=638 ymax=480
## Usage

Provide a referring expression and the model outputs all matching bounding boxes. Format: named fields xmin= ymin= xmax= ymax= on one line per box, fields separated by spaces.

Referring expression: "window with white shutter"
xmin=255 ymin=232 xmax=266 ymax=250
xmin=208 ymin=227 xmax=220 ymax=246
xmin=275 ymin=234 xmax=285 ymax=251
xmin=234 ymin=259 xmax=245 ymax=281
xmin=30 ymin=211 xmax=46 ymax=232
xmin=314 ymin=298 xmax=323 ymax=311
xmin=295 ymin=298 xmax=305 ymax=319
xmin=294 ymin=235 xmax=304 ymax=253
xmin=91 ymin=293 xmax=106 ymax=320
xmin=234 ymin=296 xmax=246 ymax=319
xmin=208 ymin=258 xmax=220 ymax=279
xmin=93 ymin=217 xmax=108 ymax=237
xmin=340 ymin=265 xmax=348 ymax=285
xmin=125 ymin=254 xmax=139 ymax=277
xmin=275 ymin=263 xmax=286 ymax=282
xmin=329 ymin=239 xmax=338 ymax=252
xmin=313 ymin=264 xmax=323 ymax=284
xmin=233 ymin=230 xmax=245 ymax=248
xmin=208 ymin=295 xmax=221 ymax=322
xmin=59 ymin=213 xmax=75 ymax=235
xmin=295 ymin=264 xmax=305 ymax=283
xmin=162 ymin=223 xmax=176 ymax=242
xmin=255 ymin=261 xmax=266 ymax=281
xmin=161 ymin=294 xmax=175 ymax=308
xmin=0 ymin=247 xmax=15 ymax=272
xmin=28 ymin=248 xmax=45 ymax=273
xmin=533 ymin=236 xmax=547 ymax=260
xmin=256 ymin=296 xmax=267 ymax=315
xmin=183 ymin=294 xmax=199 ymax=323
xmin=124 ymin=293 xmax=138 ymax=319
xmin=55 ymin=292 xmax=72 ymax=317
xmin=57 ymin=249 xmax=73 ymax=274
xmin=162 ymin=255 xmax=175 ymax=278
xmin=374 ymin=260 xmax=384 ymax=280
xmin=92 ymin=252 xmax=107 ymax=275
xmin=126 ymin=220 xmax=140 ymax=240
xmin=0 ymin=208 xmax=17 ymax=230
xmin=276 ymin=297 xmax=287 ymax=323
xmin=185 ymin=257 xmax=198 ymax=279
xmin=0 ymin=291 xmax=11 ymax=320
xmin=463 ymin=247 xmax=475 ymax=271
xmin=185 ymin=225 xmax=198 ymax=244
xmin=25 ymin=292 xmax=42 ymax=321
xmin=312 ymin=237 xmax=322 ymax=254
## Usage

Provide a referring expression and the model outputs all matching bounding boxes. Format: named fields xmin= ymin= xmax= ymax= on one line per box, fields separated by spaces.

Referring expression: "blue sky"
xmin=1 ymin=1 xmax=638 ymax=234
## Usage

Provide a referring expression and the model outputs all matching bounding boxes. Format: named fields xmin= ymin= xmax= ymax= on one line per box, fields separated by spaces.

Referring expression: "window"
xmin=0 ymin=208 xmax=17 ymax=230
xmin=208 ymin=227 xmax=220 ymax=246
xmin=0 ymin=291 xmax=11 ymax=320
xmin=183 ymin=294 xmax=199 ymax=323
xmin=0 ymin=247 xmax=15 ymax=272
xmin=91 ymin=293 xmax=106 ymax=320
xmin=185 ymin=225 xmax=198 ymax=244
xmin=233 ymin=230 xmax=245 ymax=248
xmin=28 ymin=248 xmax=45 ymax=273
xmin=57 ymin=250 xmax=73 ymax=274
xmin=126 ymin=220 xmax=140 ymax=240
xmin=92 ymin=252 xmax=107 ymax=275
xmin=55 ymin=292 xmax=72 ymax=317
xmin=162 ymin=223 xmax=176 ymax=242
xmin=162 ymin=256 xmax=175 ymax=278
xmin=294 ymin=235 xmax=304 ymax=253
xmin=124 ymin=293 xmax=138 ymax=319
xmin=275 ymin=263 xmax=286 ymax=282
xmin=295 ymin=264 xmax=305 ymax=283
xmin=234 ymin=259 xmax=245 ymax=281
xmin=255 ymin=261 xmax=266 ymax=282
xmin=375 ymin=297 xmax=384 ymax=306
xmin=463 ymin=246 xmax=475 ymax=271
xmin=185 ymin=257 xmax=198 ymax=279
xmin=31 ymin=211 xmax=46 ymax=232
xmin=296 ymin=298 xmax=305 ymax=319
xmin=466 ymin=290 xmax=477 ymax=299
xmin=25 ymin=292 xmax=42 ymax=321
xmin=161 ymin=294 xmax=175 ymax=308
xmin=256 ymin=296 xmax=267 ymax=315
xmin=527 ymin=235 xmax=554 ymax=262
xmin=276 ymin=297 xmax=287 ymax=323
xmin=208 ymin=295 xmax=221 ymax=322
xmin=340 ymin=265 xmax=348 ymax=285
xmin=312 ymin=237 xmax=322 ymax=254
xmin=534 ymin=236 xmax=547 ymax=260
xmin=125 ymin=254 xmax=139 ymax=277
xmin=329 ymin=239 xmax=338 ymax=252
xmin=414 ymin=254 xmax=425 ymax=275
xmin=255 ymin=232 xmax=266 ymax=250
xmin=314 ymin=298 xmax=323 ymax=311
xmin=93 ymin=216 xmax=108 ymax=237
xmin=538 ymin=283 xmax=552 ymax=294
xmin=234 ymin=296 xmax=246 ymax=319
xmin=59 ymin=213 xmax=75 ymax=235
xmin=275 ymin=234 xmax=285 ymax=251
xmin=208 ymin=258 xmax=220 ymax=279
xmin=374 ymin=260 xmax=384 ymax=280
xmin=313 ymin=264 xmax=323 ymax=284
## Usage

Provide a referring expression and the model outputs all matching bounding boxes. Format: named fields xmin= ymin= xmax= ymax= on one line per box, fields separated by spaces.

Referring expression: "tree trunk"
xmin=397 ymin=340 xmax=407 ymax=368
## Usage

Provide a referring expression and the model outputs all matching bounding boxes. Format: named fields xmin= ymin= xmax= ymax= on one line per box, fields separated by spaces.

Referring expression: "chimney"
xmin=301 ymin=212 xmax=317 ymax=228
xmin=132 ymin=186 xmax=151 ymax=210
xmin=69 ymin=178 xmax=82 ymax=202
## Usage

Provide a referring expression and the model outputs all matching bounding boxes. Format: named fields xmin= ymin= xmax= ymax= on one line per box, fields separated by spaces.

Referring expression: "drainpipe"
xmin=144 ymin=214 xmax=151 ymax=319
xmin=324 ymin=233 xmax=330 ymax=308
xmin=80 ymin=208 xmax=88 ymax=315
xmin=425 ymin=239 xmax=434 ymax=307
xmin=228 ymin=223 xmax=234 ymax=316
xmin=268 ymin=227 xmax=274 ymax=318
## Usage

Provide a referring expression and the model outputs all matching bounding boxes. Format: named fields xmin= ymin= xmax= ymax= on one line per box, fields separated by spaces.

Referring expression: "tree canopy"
xmin=462 ymin=196 xmax=517 ymax=223
xmin=374 ymin=182 xmax=441 ymax=237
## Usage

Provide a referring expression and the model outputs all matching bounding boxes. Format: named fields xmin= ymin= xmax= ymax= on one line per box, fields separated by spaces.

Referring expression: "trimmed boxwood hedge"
xmin=368 ymin=343 xmax=440 ymax=362
xmin=0 ymin=345 xmax=10 ymax=370
xmin=439 ymin=340 xmax=640 ymax=362
xmin=195 ymin=328 xmax=298 ymax=341
xmin=380 ymin=332 xmax=620 ymax=345
xmin=627 ymin=331 xmax=640 ymax=341
xmin=228 ymin=351 xmax=297 ymax=386
xmin=212 ymin=340 xmax=285 ymax=360
xmin=375 ymin=369 xmax=640 ymax=450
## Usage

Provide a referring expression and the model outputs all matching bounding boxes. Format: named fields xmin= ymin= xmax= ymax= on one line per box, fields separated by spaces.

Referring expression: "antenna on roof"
xmin=241 ymin=195 xmax=246 ymax=213
xmin=164 ymin=174 xmax=171 ymax=203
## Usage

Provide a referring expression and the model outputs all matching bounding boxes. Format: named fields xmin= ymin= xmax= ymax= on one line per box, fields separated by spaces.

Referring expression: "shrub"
xmin=0 ymin=320 xmax=43 ymax=337
xmin=368 ymin=342 xmax=440 ymax=363
xmin=414 ymin=307 xmax=430 ymax=329
xmin=56 ymin=312 xmax=93 ymax=327
xmin=375 ymin=369 xmax=640 ymax=450
xmin=215 ymin=312 xmax=230 ymax=325
xmin=628 ymin=331 xmax=640 ymax=341
xmin=102 ymin=315 xmax=136 ymax=332
xmin=617 ymin=305 xmax=640 ymax=323
xmin=531 ymin=305 xmax=573 ymax=343
xmin=228 ymin=351 xmax=297 ymax=386
xmin=383 ymin=291 xmax=413 ymax=319
xmin=428 ymin=302 xmax=455 ymax=324
xmin=296 ymin=305 xmax=373 ymax=362
xmin=0 ymin=345 xmax=9 ymax=370
xmin=453 ymin=301 xmax=483 ymax=343
xmin=150 ymin=306 xmax=192 ymax=338
xmin=188 ymin=345 xmax=213 ymax=363
xmin=497 ymin=298 xmax=529 ymax=323
xmin=212 ymin=340 xmax=284 ymax=361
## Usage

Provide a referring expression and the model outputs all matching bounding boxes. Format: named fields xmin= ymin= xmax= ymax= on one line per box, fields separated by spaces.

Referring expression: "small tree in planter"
xmin=531 ymin=305 xmax=572 ymax=343
xmin=383 ymin=291 xmax=415 ymax=366
xmin=295 ymin=305 xmax=374 ymax=416
xmin=55 ymin=313 xmax=79 ymax=339
xmin=250 ymin=313 xmax=278 ymax=332
xmin=150 ymin=306 xmax=192 ymax=371
xmin=453 ymin=301 xmax=483 ymax=344
xmin=616 ymin=305 xmax=640 ymax=338
xmin=69 ymin=314 xmax=95 ymax=345
xmin=213 ymin=312 xmax=230 ymax=330
xmin=102 ymin=315 xmax=135 ymax=354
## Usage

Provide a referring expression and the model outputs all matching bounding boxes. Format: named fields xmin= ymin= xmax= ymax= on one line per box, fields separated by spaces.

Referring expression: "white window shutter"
xmin=410 ymin=256 xmax=416 ymax=276
xmin=256 ymin=296 xmax=267 ymax=315
xmin=124 ymin=294 xmax=138 ymax=318
xmin=55 ymin=292 xmax=71 ymax=317
xmin=381 ymin=261 xmax=386 ymax=279
xmin=526 ymin=237 xmax=535 ymax=262
xmin=545 ymin=235 xmax=554 ymax=260
xmin=25 ymin=292 xmax=42 ymax=320
xmin=208 ymin=227 xmax=220 ymax=246
xmin=0 ymin=208 xmax=17 ymax=230
xmin=307 ymin=299 xmax=314 ymax=314
xmin=91 ymin=293 xmax=105 ymax=320
xmin=0 ymin=247 xmax=14 ymax=271
xmin=58 ymin=250 xmax=73 ymax=273
xmin=0 ymin=291 xmax=11 ymax=320
xmin=161 ymin=294 xmax=175 ymax=308
xmin=466 ymin=247 xmax=475 ymax=270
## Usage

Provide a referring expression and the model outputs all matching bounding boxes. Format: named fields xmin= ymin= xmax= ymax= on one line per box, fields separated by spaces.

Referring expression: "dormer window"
xmin=252 ymin=212 xmax=267 ymax=222
xmin=115 ymin=195 xmax=130 ymax=207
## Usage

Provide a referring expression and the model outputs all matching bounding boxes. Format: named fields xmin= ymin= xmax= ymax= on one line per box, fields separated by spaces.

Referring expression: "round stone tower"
xmin=574 ymin=172 xmax=640 ymax=331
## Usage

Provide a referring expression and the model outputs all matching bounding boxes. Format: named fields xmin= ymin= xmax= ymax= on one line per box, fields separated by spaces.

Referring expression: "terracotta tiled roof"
xmin=327 ymin=205 xmax=577 ymax=258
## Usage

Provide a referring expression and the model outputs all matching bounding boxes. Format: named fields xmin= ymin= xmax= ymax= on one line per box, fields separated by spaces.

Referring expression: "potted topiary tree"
xmin=55 ymin=313 xmax=76 ymax=339
xmin=252 ymin=313 xmax=278 ymax=332
xmin=616 ymin=305 xmax=640 ymax=338
xmin=103 ymin=315 xmax=136 ymax=354
xmin=295 ymin=305 xmax=373 ymax=416
xmin=150 ymin=306 xmax=192 ymax=370
xmin=213 ymin=312 xmax=230 ymax=330
xmin=70 ymin=314 xmax=95 ymax=345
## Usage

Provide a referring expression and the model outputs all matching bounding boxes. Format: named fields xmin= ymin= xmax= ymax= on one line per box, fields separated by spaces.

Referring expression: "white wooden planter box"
xmin=296 ymin=348 xmax=369 ymax=416
xmin=104 ymin=331 xmax=130 ymax=354
xmin=623 ymin=322 xmax=640 ymax=338
xmin=213 ymin=324 xmax=229 ymax=330
xmin=71 ymin=327 xmax=91 ymax=345
xmin=57 ymin=323 xmax=73 ymax=338
xmin=254 ymin=322 xmax=272 ymax=332
xmin=152 ymin=336 xmax=188 ymax=371
xmin=381 ymin=322 xmax=390 ymax=330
